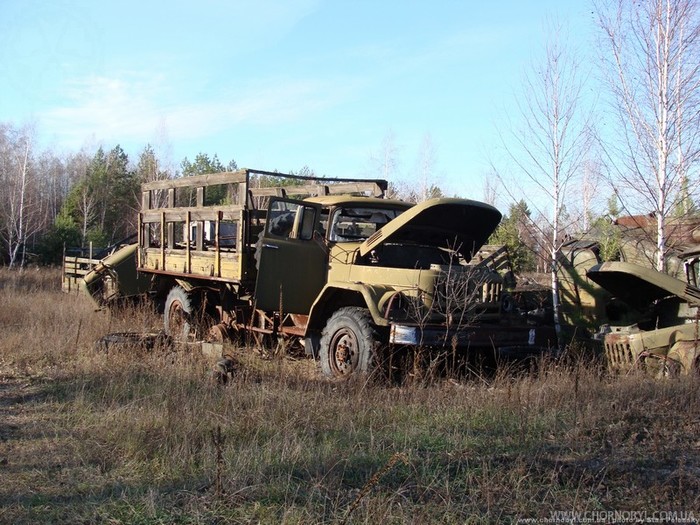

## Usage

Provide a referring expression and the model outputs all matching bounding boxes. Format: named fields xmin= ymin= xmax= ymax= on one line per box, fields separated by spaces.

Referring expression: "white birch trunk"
xmin=8 ymin=140 xmax=29 ymax=268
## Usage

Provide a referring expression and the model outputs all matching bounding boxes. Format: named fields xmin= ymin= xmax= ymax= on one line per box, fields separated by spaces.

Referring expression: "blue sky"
xmin=0 ymin=0 xmax=596 ymax=200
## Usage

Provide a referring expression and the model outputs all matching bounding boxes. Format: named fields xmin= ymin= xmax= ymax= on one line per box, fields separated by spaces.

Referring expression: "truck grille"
xmin=482 ymin=280 xmax=502 ymax=304
xmin=605 ymin=339 xmax=635 ymax=371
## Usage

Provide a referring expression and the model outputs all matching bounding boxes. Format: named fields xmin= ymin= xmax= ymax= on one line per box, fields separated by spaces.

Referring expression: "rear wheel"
xmin=319 ymin=307 xmax=382 ymax=379
xmin=164 ymin=286 xmax=199 ymax=342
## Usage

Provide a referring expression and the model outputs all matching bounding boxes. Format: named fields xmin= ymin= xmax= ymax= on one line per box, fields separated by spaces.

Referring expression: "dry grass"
xmin=1 ymin=267 xmax=699 ymax=524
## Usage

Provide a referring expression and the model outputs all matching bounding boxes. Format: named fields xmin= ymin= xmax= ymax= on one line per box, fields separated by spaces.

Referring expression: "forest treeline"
xmin=0 ymin=130 xmax=246 ymax=266
xmin=3 ymin=0 xmax=700 ymax=278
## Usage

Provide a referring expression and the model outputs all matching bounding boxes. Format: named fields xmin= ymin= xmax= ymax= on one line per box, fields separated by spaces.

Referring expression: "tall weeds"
xmin=1 ymin=267 xmax=699 ymax=524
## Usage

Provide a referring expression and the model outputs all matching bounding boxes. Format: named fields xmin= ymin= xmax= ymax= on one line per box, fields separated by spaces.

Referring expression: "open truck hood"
xmin=587 ymin=261 xmax=700 ymax=310
xmin=359 ymin=198 xmax=502 ymax=261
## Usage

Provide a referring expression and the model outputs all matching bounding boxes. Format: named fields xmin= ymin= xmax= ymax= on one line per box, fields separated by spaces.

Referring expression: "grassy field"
xmin=1 ymin=267 xmax=699 ymax=524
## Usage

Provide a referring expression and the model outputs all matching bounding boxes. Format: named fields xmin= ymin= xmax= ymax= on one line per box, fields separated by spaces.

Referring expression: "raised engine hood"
xmin=359 ymin=198 xmax=502 ymax=260
xmin=587 ymin=261 xmax=700 ymax=309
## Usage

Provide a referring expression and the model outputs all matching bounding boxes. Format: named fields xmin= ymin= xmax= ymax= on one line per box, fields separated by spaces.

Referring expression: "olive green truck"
xmin=587 ymin=260 xmax=700 ymax=376
xmin=66 ymin=169 xmax=556 ymax=378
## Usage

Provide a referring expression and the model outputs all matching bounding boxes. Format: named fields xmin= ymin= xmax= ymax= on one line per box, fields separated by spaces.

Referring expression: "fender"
xmin=306 ymin=282 xmax=394 ymax=332
xmin=667 ymin=340 xmax=699 ymax=374
xmin=173 ymin=278 xmax=197 ymax=293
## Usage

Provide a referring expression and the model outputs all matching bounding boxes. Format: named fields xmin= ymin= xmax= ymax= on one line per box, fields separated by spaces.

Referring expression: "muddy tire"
xmin=319 ymin=307 xmax=382 ymax=379
xmin=164 ymin=286 xmax=198 ymax=342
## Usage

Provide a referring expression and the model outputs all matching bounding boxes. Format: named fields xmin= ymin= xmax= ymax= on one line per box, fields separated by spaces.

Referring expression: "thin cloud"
xmin=41 ymin=72 xmax=357 ymax=150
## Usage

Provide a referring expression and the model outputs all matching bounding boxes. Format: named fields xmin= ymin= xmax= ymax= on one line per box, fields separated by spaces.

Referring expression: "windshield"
xmin=329 ymin=206 xmax=404 ymax=242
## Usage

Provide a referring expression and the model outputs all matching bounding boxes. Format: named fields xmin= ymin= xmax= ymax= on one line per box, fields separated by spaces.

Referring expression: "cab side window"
xmin=266 ymin=200 xmax=318 ymax=241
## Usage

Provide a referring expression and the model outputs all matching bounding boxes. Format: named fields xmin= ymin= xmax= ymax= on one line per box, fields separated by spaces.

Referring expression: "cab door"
xmin=254 ymin=198 xmax=327 ymax=314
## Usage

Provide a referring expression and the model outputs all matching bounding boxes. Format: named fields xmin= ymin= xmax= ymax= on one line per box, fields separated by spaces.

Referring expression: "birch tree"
xmin=494 ymin=20 xmax=592 ymax=345
xmin=412 ymin=133 xmax=443 ymax=202
xmin=0 ymin=124 xmax=40 ymax=267
xmin=368 ymin=130 xmax=400 ymax=182
xmin=580 ymin=159 xmax=603 ymax=232
xmin=76 ymin=181 xmax=98 ymax=244
xmin=482 ymin=175 xmax=499 ymax=208
xmin=596 ymin=0 xmax=700 ymax=271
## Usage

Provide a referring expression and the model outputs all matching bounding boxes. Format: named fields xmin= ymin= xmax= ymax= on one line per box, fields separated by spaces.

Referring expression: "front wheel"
xmin=319 ymin=307 xmax=382 ymax=379
xmin=666 ymin=341 xmax=698 ymax=377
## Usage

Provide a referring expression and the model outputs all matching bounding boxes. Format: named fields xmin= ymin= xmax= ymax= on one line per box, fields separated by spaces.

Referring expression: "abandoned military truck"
xmin=587 ymin=260 xmax=700 ymax=376
xmin=76 ymin=169 xmax=556 ymax=378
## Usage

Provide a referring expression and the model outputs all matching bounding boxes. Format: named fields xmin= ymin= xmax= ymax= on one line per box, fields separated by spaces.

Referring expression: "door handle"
xmin=262 ymin=244 xmax=279 ymax=250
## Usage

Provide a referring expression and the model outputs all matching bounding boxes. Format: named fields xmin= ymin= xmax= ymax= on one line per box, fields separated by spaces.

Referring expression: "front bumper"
xmin=389 ymin=322 xmax=557 ymax=357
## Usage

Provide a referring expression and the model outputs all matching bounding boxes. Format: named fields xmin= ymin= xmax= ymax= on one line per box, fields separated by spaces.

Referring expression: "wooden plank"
xmin=62 ymin=277 xmax=83 ymax=294
xmin=247 ymin=182 xmax=384 ymax=199
xmin=215 ymin=217 xmax=221 ymax=278
xmin=140 ymin=205 xmax=244 ymax=223
xmin=160 ymin=211 xmax=166 ymax=270
xmin=140 ymin=249 xmax=242 ymax=281
xmin=246 ymin=169 xmax=388 ymax=192
xmin=167 ymin=189 xmax=175 ymax=249
xmin=186 ymin=211 xmax=191 ymax=273
xmin=325 ymin=182 xmax=385 ymax=197
xmin=276 ymin=184 xmax=325 ymax=197
xmin=196 ymin=188 xmax=204 ymax=251
xmin=142 ymin=170 xmax=388 ymax=196
xmin=63 ymin=268 xmax=92 ymax=277
xmin=63 ymin=256 xmax=101 ymax=265
xmin=138 ymin=210 xmax=146 ymax=252
xmin=249 ymin=187 xmax=288 ymax=197
xmin=142 ymin=170 xmax=248 ymax=191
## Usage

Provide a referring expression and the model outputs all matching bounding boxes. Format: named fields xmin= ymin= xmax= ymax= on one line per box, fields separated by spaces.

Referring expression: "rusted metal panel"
xmin=604 ymin=332 xmax=638 ymax=372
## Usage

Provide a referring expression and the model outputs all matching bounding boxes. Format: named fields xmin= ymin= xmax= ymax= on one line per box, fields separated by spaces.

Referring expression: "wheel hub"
xmin=332 ymin=329 xmax=357 ymax=374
